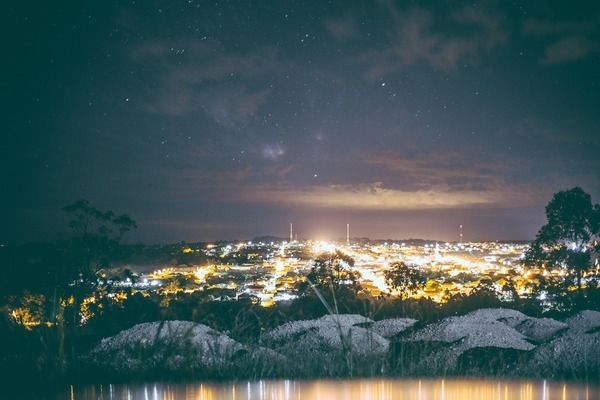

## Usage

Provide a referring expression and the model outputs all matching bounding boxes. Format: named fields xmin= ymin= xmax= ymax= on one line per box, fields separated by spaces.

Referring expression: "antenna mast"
xmin=346 ymin=223 xmax=350 ymax=245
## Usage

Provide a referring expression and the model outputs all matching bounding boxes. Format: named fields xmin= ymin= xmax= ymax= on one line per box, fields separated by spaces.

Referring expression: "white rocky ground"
xmin=528 ymin=310 xmax=600 ymax=376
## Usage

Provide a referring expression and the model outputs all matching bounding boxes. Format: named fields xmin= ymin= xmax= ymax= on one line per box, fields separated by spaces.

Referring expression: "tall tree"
xmin=63 ymin=199 xmax=136 ymax=276
xmin=61 ymin=199 xmax=136 ymax=325
xmin=525 ymin=187 xmax=600 ymax=291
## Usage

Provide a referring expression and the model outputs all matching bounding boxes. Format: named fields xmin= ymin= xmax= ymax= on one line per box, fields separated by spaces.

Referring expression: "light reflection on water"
xmin=63 ymin=379 xmax=599 ymax=400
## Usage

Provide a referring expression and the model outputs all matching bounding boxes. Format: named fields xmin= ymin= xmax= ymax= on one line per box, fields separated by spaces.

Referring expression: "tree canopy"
xmin=525 ymin=187 xmax=600 ymax=288
xmin=62 ymin=199 xmax=137 ymax=278
xmin=303 ymin=251 xmax=361 ymax=292
xmin=298 ymin=251 xmax=362 ymax=314
xmin=384 ymin=261 xmax=426 ymax=300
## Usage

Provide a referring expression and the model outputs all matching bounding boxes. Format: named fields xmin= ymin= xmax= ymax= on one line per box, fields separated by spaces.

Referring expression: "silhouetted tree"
xmin=63 ymin=199 xmax=136 ymax=279
xmin=57 ymin=199 xmax=137 ymax=325
xmin=57 ymin=200 xmax=136 ymax=362
xmin=300 ymin=251 xmax=361 ymax=313
xmin=525 ymin=187 xmax=600 ymax=291
xmin=304 ymin=251 xmax=360 ymax=291
xmin=384 ymin=262 xmax=426 ymax=300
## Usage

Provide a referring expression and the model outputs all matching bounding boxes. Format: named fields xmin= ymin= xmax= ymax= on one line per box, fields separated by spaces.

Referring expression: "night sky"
xmin=3 ymin=1 xmax=599 ymax=244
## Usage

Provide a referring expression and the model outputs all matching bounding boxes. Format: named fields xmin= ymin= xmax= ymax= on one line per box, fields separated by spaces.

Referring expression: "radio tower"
xmin=346 ymin=223 xmax=350 ymax=245
xmin=459 ymin=224 xmax=463 ymax=243
xmin=289 ymin=223 xmax=293 ymax=242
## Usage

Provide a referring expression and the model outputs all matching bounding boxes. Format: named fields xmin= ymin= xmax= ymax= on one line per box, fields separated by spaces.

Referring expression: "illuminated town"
xmin=9 ymin=235 xmax=599 ymax=331
xmin=103 ymin=239 xmax=569 ymax=308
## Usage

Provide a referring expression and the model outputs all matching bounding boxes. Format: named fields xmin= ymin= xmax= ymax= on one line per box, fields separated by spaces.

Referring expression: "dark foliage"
xmin=525 ymin=187 xmax=600 ymax=289
xmin=384 ymin=262 xmax=426 ymax=299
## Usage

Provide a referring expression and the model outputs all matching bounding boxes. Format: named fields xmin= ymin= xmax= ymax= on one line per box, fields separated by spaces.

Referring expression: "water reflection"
xmin=63 ymin=379 xmax=599 ymax=400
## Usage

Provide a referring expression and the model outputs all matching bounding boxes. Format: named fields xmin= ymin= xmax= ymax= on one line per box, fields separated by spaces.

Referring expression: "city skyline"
xmin=3 ymin=1 xmax=599 ymax=243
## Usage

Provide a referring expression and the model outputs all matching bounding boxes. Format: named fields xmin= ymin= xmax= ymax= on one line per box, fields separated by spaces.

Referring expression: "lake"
xmin=60 ymin=379 xmax=599 ymax=400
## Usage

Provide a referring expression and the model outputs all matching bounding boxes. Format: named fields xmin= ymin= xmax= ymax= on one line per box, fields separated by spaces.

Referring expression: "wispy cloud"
xmin=198 ymin=86 xmax=271 ymax=128
xmin=542 ymin=36 xmax=597 ymax=65
xmin=363 ymin=3 xmax=508 ymax=78
xmin=130 ymin=39 xmax=281 ymax=125
xmin=523 ymin=17 xmax=599 ymax=64
xmin=363 ymin=150 xmax=509 ymax=192
xmin=236 ymin=182 xmax=533 ymax=210
xmin=323 ymin=14 xmax=358 ymax=42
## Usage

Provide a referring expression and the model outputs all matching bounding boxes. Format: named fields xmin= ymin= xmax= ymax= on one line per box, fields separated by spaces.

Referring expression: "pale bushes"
xmin=511 ymin=317 xmax=567 ymax=342
xmin=89 ymin=321 xmax=245 ymax=377
xmin=404 ymin=309 xmax=536 ymax=373
xmin=264 ymin=314 xmax=389 ymax=355
xmin=528 ymin=310 xmax=600 ymax=379
xmin=371 ymin=318 xmax=417 ymax=338
xmin=261 ymin=314 xmax=406 ymax=377
xmin=85 ymin=309 xmax=600 ymax=380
